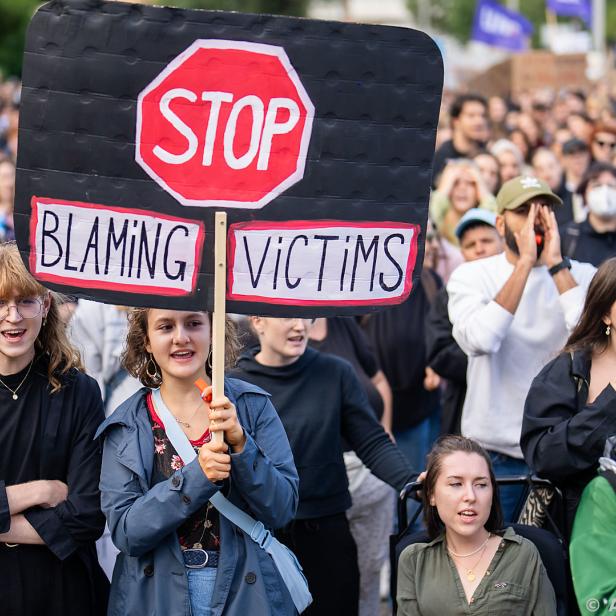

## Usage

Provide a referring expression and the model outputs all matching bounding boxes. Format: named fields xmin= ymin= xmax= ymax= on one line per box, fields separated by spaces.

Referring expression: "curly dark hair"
xmin=122 ymin=308 xmax=240 ymax=388
xmin=422 ymin=435 xmax=504 ymax=540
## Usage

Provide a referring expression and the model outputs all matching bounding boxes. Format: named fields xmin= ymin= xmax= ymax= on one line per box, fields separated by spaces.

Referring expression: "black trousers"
xmin=277 ymin=512 xmax=359 ymax=616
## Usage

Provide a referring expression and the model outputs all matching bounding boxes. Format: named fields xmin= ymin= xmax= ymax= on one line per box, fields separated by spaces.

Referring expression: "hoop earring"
xmin=607 ymin=324 xmax=611 ymax=337
xmin=206 ymin=347 xmax=213 ymax=371
xmin=146 ymin=354 xmax=160 ymax=381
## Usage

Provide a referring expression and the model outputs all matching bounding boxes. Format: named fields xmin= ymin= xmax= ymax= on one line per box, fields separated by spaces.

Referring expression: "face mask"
xmin=587 ymin=185 xmax=616 ymax=218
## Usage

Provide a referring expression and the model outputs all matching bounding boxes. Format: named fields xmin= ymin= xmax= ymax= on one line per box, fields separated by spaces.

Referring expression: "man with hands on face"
xmin=446 ymin=176 xmax=596 ymax=521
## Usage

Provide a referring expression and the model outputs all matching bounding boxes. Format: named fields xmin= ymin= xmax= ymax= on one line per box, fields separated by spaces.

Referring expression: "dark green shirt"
xmin=397 ymin=527 xmax=557 ymax=615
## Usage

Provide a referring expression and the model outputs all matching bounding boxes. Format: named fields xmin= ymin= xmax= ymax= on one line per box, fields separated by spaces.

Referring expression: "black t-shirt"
xmin=0 ymin=357 xmax=95 ymax=615
xmin=231 ymin=348 xmax=413 ymax=519
xmin=308 ymin=317 xmax=383 ymax=420
xmin=361 ymin=273 xmax=441 ymax=432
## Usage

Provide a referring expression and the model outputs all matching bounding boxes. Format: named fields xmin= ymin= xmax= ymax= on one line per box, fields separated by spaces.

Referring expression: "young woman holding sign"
xmin=96 ymin=308 xmax=300 ymax=616
xmin=0 ymin=242 xmax=108 ymax=616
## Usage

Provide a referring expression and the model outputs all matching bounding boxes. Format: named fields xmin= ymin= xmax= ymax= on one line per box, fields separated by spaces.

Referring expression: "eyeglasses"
xmin=594 ymin=139 xmax=616 ymax=150
xmin=0 ymin=297 xmax=44 ymax=321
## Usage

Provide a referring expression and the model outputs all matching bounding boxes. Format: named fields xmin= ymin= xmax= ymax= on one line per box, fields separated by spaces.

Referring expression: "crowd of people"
xmin=1 ymin=68 xmax=616 ymax=616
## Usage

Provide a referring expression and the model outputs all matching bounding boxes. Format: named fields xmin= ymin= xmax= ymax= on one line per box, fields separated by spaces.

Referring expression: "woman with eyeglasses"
xmin=590 ymin=124 xmax=616 ymax=165
xmin=0 ymin=243 xmax=108 ymax=616
xmin=231 ymin=316 xmax=414 ymax=616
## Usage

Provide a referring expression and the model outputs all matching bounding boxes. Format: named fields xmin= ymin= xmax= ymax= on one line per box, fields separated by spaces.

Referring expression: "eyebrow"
xmin=446 ymin=475 xmax=489 ymax=481
xmin=153 ymin=312 xmax=204 ymax=324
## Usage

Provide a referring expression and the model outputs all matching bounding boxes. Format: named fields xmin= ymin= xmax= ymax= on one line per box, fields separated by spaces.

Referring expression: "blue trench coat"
xmin=95 ymin=378 xmax=299 ymax=616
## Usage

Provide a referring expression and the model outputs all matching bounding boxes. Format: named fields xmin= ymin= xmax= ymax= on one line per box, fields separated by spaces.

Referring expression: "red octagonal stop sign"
xmin=136 ymin=40 xmax=315 ymax=209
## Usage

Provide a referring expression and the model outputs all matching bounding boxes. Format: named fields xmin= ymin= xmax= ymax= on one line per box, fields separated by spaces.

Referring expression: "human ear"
xmin=250 ymin=316 xmax=265 ymax=335
xmin=42 ymin=292 xmax=52 ymax=317
xmin=495 ymin=215 xmax=506 ymax=239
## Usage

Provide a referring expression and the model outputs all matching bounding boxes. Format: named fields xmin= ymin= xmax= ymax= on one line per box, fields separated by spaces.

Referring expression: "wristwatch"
xmin=548 ymin=257 xmax=572 ymax=276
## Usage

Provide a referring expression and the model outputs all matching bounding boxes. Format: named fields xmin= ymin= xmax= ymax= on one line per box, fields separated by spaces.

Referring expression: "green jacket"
xmin=397 ymin=526 xmax=556 ymax=615
xmin=570 ymin=474 xmax=616 ymax=615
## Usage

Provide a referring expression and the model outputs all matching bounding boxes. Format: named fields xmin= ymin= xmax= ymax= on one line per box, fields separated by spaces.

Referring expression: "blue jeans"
xmin=187 ymin=567 xmax=217 ymax=616
xmin=488 ymin=451 xmax=529 ymax=523
xmin=394 ymin=411 xmax=441 ymax=532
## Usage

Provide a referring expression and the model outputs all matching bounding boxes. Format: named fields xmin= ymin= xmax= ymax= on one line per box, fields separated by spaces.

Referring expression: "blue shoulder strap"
xmin=150 ymin=388 xmax=271 ymax=545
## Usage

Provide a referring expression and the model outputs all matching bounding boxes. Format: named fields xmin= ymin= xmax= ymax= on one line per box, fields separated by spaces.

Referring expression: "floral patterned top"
xmin=146 ymin=392 xmax=220 ymax=551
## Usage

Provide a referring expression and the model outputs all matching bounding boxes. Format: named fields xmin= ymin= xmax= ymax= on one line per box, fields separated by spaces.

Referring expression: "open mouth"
xmin=458 ymin=510 xmax=478 ymax=520
xmin=287 ymin=335 xmax=305 ymax=344
xmin=1 ymin=329 xmax=26 ymax=342
xmin=170 ymin=350 xmax=194 ymax=360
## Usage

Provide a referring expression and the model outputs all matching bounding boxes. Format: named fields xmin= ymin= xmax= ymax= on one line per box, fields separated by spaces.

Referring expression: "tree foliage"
xmin=407 ymin=0 xmax=616 ymax=46
xmin=0 ymin=0 xmax=41 ymax=78
xmin=0 ymin=0 xmax=310 ymax=78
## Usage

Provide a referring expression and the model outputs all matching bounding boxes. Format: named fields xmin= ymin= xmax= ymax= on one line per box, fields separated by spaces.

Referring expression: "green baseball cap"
xmin=496 ymin=175 xmax=563 ymax=214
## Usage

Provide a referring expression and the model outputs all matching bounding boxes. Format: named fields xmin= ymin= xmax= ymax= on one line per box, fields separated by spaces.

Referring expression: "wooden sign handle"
xmin=211 ymin=211 xmax=227 ymax=443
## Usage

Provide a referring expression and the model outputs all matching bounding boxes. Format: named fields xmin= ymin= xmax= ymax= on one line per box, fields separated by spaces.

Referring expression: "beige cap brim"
xmin=499 ymin=189 xmax=563 ymax=214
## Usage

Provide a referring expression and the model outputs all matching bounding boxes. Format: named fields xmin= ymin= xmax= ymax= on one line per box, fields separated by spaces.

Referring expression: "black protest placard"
xmin=15 ymin=0 xmax=443 ymax=316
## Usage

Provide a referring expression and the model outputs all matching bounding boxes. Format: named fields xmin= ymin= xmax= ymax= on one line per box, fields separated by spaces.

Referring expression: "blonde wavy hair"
xmin=122 ymin=308 xmax=240 ymax=388
xmin=0 ymin=242 xmax=83 ymax=392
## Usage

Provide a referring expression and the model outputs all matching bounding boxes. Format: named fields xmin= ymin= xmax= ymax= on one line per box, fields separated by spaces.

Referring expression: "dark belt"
xmin=182 ymin=548 xmax=219 ymax=569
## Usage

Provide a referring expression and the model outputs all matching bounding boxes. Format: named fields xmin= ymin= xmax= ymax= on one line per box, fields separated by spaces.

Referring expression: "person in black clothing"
xmin=432 ymin=94 xmax=489 ymax=186
xmin=522 ymin=257 xmax=616 ymax=537
xmin=361 ymin=268 xmax=442 ymax=474
xmin=426 ymin=209 xmax=503 ymax=436
xmin=562 ymin=162 xmax=616 ymax=267
xmin=0 ymin=242 xmax=108 ymax=616
xmin=231 ymin=317 xmax=414 ymax=616
xmin=308 ymin=317 xmax=393 ymax=616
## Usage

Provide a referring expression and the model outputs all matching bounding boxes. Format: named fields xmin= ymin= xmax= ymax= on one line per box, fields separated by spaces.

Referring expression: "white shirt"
xmin=447 ymin=253 xmax=596 ymax=458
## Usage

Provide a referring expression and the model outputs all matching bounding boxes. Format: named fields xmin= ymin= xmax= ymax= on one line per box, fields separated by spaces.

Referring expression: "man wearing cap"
xmin=425 ymin=208 xmax=503 ymax=436
xmin=447 ymin=175 xmax=596 ymax=520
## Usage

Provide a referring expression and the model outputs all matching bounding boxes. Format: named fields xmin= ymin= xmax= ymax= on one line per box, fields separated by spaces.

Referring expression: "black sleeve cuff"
xmin=23 ymin=507 xmax=78 ymax=560
xmin=0 ymin=481 xmax=10 ymax=533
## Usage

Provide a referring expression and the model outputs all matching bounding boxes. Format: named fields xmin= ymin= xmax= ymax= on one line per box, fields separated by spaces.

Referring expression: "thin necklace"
xmin=447 ymin=533 xmax=491 ymax=558
xmin=451 ymin=541 xmax=489 ymax=582
xmin=0 ymin=359 xmax=34 ymax=401
xmin=172 ymin=400 xmax=204 ymax=430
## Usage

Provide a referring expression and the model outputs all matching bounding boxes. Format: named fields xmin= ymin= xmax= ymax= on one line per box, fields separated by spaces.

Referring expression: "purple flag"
xmin=547 ymin=0 xmax=591 ymax=25
xmin=471 ymin=0 xmax=534 ymax=52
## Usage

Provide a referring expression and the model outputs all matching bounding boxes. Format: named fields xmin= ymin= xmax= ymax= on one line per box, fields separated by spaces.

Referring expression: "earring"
xmin=607 ymin=324 xmax=612 ymax=337
xmin=42 ymin=316 xmax=47 ymax=327
xmin=146 ymin=354 xmax=160 ymax=380
xmin=206 ymin=347 xmax=213 ymax=371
